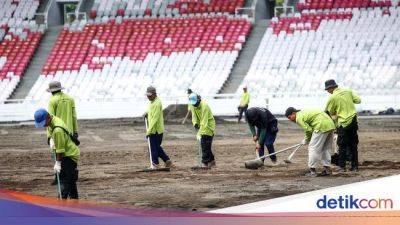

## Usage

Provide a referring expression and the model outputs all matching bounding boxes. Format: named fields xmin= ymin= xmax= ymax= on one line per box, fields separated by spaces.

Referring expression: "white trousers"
xmin=308 ymin=131 xmax=333 ymax=168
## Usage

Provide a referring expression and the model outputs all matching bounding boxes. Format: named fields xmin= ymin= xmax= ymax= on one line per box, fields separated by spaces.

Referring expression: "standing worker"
xmin=245 ymin=107 xmax=278 ymax=165
xmin=189 ymin=93 xmax=216 ymax=169
xmin=285 ymin=107 xmax=335 ymax=177
xmin=144 ymin=86 xmax=174 ymax=169
xmin=324 ymin=79 xmax=361 ymax=172
xmin=34 ymin=108 xmax=80 ymax=199
xmin=238 ymin=86 xmax=250 ymax=123
xmin=47 ymin=81 xmax=79 ymax=185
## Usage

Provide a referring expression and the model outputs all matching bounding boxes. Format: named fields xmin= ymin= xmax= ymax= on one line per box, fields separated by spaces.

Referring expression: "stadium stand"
xmin=240 ymin=6 xmax=400 ymax=97
xmin=26 ymin=16 xmax=251 ymax=102
xmin=0 ymin=0 xmax=44 ymax=102
xmin=296 ymin=0 xmax=395 ymax=11
xmin=89 ymin=0 xmax=245 ymax=19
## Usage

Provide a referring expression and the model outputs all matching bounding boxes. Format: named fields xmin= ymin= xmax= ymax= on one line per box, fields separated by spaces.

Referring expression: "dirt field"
xmin=1 ymin=116 xmax=400 ymax=211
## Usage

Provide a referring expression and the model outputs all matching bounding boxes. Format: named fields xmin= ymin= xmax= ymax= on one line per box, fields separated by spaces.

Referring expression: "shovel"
xmin=245 ymin=143 xmax=302 ymax=170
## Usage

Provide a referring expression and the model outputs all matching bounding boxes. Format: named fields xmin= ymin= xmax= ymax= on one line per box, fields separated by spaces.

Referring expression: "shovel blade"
xmin=244 ymin=159 xmax=264 ymax=170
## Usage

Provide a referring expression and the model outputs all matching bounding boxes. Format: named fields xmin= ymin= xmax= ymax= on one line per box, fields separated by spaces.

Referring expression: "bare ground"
xmin=0 ymin=117 xmax=400 ymax=211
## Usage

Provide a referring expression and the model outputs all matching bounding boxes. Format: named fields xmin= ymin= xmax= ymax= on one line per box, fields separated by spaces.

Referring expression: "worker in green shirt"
xmin=46 ymin=81 xmax=79 ymax=185
xmin=34 ymin=108 xmax=80 ymax=199
xmin=144 ymin=86 xmax=174 ymax=169
xmin=286 ymin=107 xmax=335 ymax=177
xmin=238 ymin=86 xmax=250 ymax=123
xmin=324 ymin=79 xmax=361 ymax=172
xmin=188 ymin=93 xmax=216 ymax=169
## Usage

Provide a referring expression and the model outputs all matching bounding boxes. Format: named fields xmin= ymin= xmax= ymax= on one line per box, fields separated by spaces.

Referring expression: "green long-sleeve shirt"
xmin=50 ymin=116 xmax=80 ymax=163
xmin=296 ymin=109 xmax=336 ymax=141
xmin=249 ymin=125 xmax=266 ymax=145
xmin=325 ymin=88 xmax=361 ymax=128
xmin=146 ymin=97 xmax=164 ymax=135
xmin=191 ymin=101 xmax=216 ymax=136
xmin=47 ymin=92 xmax=78 ymax=138
xmin=240 ymin=92 xmax=250 ymax=106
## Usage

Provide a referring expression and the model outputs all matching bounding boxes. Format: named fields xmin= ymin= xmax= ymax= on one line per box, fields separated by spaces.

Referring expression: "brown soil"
xmin=0 ymin=117 xmax=399 ymax=211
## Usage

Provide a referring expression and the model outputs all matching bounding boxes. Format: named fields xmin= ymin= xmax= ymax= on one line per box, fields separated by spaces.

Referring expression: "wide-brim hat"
xmin=46 ymin=81 xmax=64 ymax=93
xmin=324 ymin=79 xmax=338 ymax=90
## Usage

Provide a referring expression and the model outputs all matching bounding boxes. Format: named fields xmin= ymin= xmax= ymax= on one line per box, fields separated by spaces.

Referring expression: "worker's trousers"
xmin=308 ymin=131 xmax=333 ymax=168
xmin=149 ymin=133 xmax=170 ymax=165
xmin=238 ymin=105 xmax=248 ymax=122
xmin=201 ymin=135 xmax=215 ymax=164
xmin=259 ymin=121 xmax=278 ymax=162
xmin=337 ymin=116 xmax=359 ymax=170
xmin=60 ymin=157 xmax=78 ymax=199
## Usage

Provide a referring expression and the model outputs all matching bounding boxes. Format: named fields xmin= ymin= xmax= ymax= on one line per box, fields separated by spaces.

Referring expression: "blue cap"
xmin=34 ymin=108 xmax=49 ymax=128
xmin=188 ymin=93 xmax=198 ymax=105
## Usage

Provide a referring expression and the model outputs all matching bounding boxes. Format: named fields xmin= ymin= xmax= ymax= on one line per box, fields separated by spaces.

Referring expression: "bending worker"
xmin=46 ymin=81 xmax=78 ymax=185
xmin=245 ymin=107 xmax=278 ymax=165
xmin=189 ymin=93 xmax=216 ymax=169
xmin=324 ymin=79 xmax=361 ymax=172
xmin=144 ymin=86 xmax=174 ymax=169
xmin=34 ymin=108 xmax=80 ymax=199
xmin=285 ymin=107 xmax=335 ymax=177
xmin=237 ymin=86 xmax=250 ymax=123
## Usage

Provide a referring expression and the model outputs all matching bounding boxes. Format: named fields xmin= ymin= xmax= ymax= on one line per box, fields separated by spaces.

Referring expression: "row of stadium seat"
xmin=26 ymin=16 xmax=251 ymax=102
xmin=89 ymin=0 xmax=244 ymax=19
xmin=296 ymin=0 xmax=399 ymax=11
xmin=239 ymin=7 xmax=400 ymax=97
xmin=0 ymin=0 xmax=40 ymax=21
xmin=0 ymin=24 xmax=43 ymax=102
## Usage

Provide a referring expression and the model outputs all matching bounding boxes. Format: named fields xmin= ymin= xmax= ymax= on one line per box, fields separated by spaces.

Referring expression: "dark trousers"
xmin=259 ymin=130 xmax=277 ymax=162
xmin=60 ymin=157 xmax=78 ymax=199
xmin=238 ymin=105 xmax=248 ymax=122
xmin=201 ymin=135 xmax=215 ymax=164
xmin=149 ymin=133 xmax=170 ymax=165
xmin=337 ymin=117 xmax=359 ymax=169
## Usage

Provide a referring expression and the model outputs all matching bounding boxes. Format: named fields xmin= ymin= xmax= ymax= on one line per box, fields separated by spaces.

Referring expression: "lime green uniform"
xmin=240 ymin=92 xmax=250 ymax=107
xmin=50 ymin=116 xmax=80 ymax=163
xmin=47 ymin=92 xmax=78 ymax=138
xmin=191 ymin=101 xmax=216 ymax=136
xmin=146 ymin=97 xmax=164 ymax=135
xmin=296 ymin=109 xmax=336 ymax=141
xmin=325 ymin=88 xmax=361 ymax=128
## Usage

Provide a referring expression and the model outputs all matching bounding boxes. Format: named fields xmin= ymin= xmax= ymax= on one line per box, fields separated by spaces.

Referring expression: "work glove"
xmin=142 ymin=112 xmax=148 ymax=119
xmin=73 ymin=132 xmax=79 ymax=139
xmin=47 ymin=137 xmax=51 ymax=145
xmin=194 ymin=124 xmax=200 ymax=130
xmin=301 ymin=139 xmax=309 ymax=145
xmin=49 ymin=138 xmax=55 ymax=150
xmin=53 ymin=161 xmax=61 ymax=173
xmin=196 ymin=134 xmax=201 ymax=142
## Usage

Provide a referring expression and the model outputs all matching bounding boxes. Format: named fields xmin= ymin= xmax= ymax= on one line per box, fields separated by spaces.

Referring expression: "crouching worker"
xmin=144 ymin=86 xmax=174 ymax=169
xmin=189 ymin=93 xmax=216 ymax=169
xmin=285 ymin=107 xmax=335 ymax=177
xmin=34 ymin=108 xmax=80 ymax=199
xmin=245 ymin=107 xmax=279 ymax=165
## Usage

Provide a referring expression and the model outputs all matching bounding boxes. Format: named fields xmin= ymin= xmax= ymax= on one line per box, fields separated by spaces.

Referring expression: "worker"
xmin=245 ymin=107 xmax=278 ymax=165
xmin=285 ymin=107 xmax=335 ymax=177
xmin=47 ymin=81 xmax=79 ymax=185
xmin=324 ymin=79 xmax=361 ymax=172
xmin=144 ymin=86 xmax=174 ymax=169
xmin=34 ymin=108 xmax=80 ymax=199
xmin=238 ymin=86 xmax=250 ymax=123
xmin=189 ymin=93 xmax=216 ymax=169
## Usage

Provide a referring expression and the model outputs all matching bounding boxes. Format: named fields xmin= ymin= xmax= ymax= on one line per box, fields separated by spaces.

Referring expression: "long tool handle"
xmin=256 ymin=143 xmax=302 ymax=161
xmin=144 ymin=118 xmax=155 ymax=169
xmin=286 ymin=144 xmax=303 ymax=161
xmin=51 ymin=145 xmax=62 ymax=199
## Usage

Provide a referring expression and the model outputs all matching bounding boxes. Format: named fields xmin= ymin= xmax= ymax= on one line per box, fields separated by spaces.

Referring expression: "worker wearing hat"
xmin=34 ymin=108 xmax=80 ymax=199
xmin=144 ymin=86 xmax=174 ymax=169
xmin=238 ymin=86 xmax=250 ymax=123
xmin=188 ymin=93 xmax=216 ymax=168
xmin=286 ymin=107 xmax=335 ymax=177
xmin=47 ymin=81 xmax=79 ymax=185
xmin=324 ymin=79 xmax=361 ymax=172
